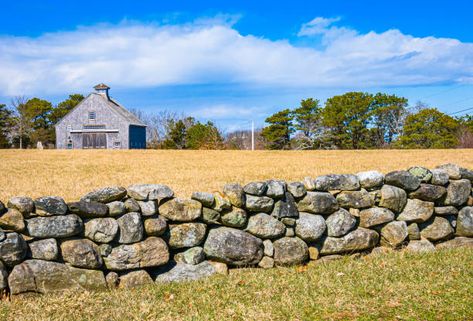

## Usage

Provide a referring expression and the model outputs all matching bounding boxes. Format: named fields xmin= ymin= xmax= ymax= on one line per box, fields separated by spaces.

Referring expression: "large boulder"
xmin=168 ymin=223 xmax=207 ymax=249
xmin=143 ymin=217 xmax=167 ymax=236
xmin=0 ymin=232 xmax=27 ymax=266
xmin=356 ymin=171 xmax=384 ymax=190
xmin=456 ymin=207 xmax=473 ymax=237
xmin=434 ymin=206 xmax=458 ymax=216
xmin=405 ymin=240 xmax=435 ymax=253
xmin=60 ymin=239 xmax=103 ymax=269
xmin=436 ymin=163 xmax=461 ymax=179
xmin=104 ymin=237 xmax=169 ymax=270
xmin=243 ymin=181 xmax=267 ymax=196
xmin=303 ymin=177 xmax=316 ymax=191
xmin=431 ymin=169 xmax=450 ymax=186
xmin=117 ymin=212 xmax=143 ymax=244
xmin=159 ymin=198 xmax=202 ymax=222
xmin=420 ymin=217 xmax=454 ymax=242
xmin=385 ymin=171 xmax=420 ymax=191
xmin=7 ymin=196 xmax=34 ymax=216
xmin=297 ymin=192 xmax=338 ymax=214
xmin=287 ymin=182 xmax=307 ymax=199
xmin=127 ymin=184 xmax=173 ymax=202
xmin=409 ymin=184 xmax=446 ymax=202
xmin=155 ymin=261 xmax=217 ymax=283
xmin=266 ymin=180 xmax=286 ymax=199
xmin=34 ymin=196 xmax=68 ymax=215
xmin=174 ymin=247 xmax=205 ymax=265
xmin=0 ymin=208 xmax=25 ymax=232
xmin=407 ymin=223 xmax=421 ymax=240
xmin=271 ymin=193 xmax=299 ymax=218
xmin=137 ymin=201 xmax=158 ymax=216
xmin=26 ymin=214 xmax=83 ymax=238
xmin=203 ymin=227 xmax=263 ymax=266
xmin=442 ymin=179 xmax=471 ymax=206
xmin=8 ymin=259 xmax=106 ymax=295
xmin=28 ymin=238 xmax=58 ymax=261
xmin=191 ymin=192 xmax=215 ymax=208
xmin=245 ymin=195 xmax=274 ymax=213
xmin=325 ymin=209 xmax=356 ymax=237
xmin=223 ymin=183 xmax=245 ymax=208
xmin=119 ymin=270 xmax=153 ymax=289
xmin=397 ymin=199 xmax=434 ymax=223
xmin=436 ymin=237 xmax=473 ymax=249
xmin=314 ymin=174 xmax=360 ymax=191
xmin=81 ymin=186 xmax=127 ymax=203
xmin=212 ymin=193 xmax=232 ymax=212
xmin=202 ymin=207 xmax=221 ymax=225
xmin=295 ymin=212 xmax=326 ymax=242
xmin=379 ymin=185 xmax=407 ymax=213
xmin=68 ymin=200 xmax=108 ymax=218
xmin=221 ymin=207 xmax=247 ymax=228
xmin=359 ymin=207 xmax=395 ymax=228
xmin=460 ymin=167 xmax=473 ymax=181
xmin=320 ymin=228 xmax=379 ymax=255
xmin=336 ymin=189 xmax=374 ymax=209
xmin=245 ymin=213 xmax=286 ymax=239
xmin=84 ymin=217 xmax=119 ymax=243
xmin=107 ymin=201 xmax=127 ymax=216
xmin=380 ymin=221 xmax=408 ymax=248
xmin=273 ymin=237 xmax=308 ymax=266
xmin=408 ymin=166 xmax=433 ymax=183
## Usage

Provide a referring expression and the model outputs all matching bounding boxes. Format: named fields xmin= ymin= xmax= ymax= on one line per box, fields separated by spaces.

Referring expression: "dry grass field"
xmin=0 ymin=149 xmax=472 ymax=202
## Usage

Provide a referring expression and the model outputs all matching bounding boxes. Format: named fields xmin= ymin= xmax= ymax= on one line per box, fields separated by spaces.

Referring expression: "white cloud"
xmin=0 ymin=17 xmax=472 ymax=96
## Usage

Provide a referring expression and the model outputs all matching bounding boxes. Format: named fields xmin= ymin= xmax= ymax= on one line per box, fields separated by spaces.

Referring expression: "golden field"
xmin=1 ymin=149 xmax=473 ymax=202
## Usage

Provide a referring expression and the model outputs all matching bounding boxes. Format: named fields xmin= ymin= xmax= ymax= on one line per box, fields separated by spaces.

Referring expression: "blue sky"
xmin=1 ymin=0 xmax=473 ymax=132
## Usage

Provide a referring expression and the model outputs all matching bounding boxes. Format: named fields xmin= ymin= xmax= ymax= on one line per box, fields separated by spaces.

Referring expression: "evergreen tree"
xmin=0 ymin=104 xmax=14 ymax=148
xmin=261 ymin=109 xmax=294 ymax=149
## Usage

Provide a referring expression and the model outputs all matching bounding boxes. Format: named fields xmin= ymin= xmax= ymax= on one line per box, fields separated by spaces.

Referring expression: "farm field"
xmin=1 ymin=149 xmax=473 ymax=202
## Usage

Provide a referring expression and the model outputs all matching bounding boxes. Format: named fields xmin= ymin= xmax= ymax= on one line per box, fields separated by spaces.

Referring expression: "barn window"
xmin=88 ymin=111 xmax=96 ymax=120
xmin=114 ymin=142 xmax=121 ymax=148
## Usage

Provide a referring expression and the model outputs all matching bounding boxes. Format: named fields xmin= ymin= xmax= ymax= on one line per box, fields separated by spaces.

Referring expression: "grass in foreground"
xmin=0 ymin=248 xmax=472 ymax=321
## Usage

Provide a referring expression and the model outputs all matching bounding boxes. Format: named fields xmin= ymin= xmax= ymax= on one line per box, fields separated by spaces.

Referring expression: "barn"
xmin=55 ymin=84 xmax=146 ymax=149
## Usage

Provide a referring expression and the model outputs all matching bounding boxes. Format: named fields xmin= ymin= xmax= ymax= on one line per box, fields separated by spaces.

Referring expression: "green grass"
xmin=1 ymin=248 xmax=472 ymax=321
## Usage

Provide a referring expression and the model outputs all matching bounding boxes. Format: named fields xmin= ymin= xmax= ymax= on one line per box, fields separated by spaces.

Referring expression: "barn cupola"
xmin=94 ymin=83 xmax=110 ymax=100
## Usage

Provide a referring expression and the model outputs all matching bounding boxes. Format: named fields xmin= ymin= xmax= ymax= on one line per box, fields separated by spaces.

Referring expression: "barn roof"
xmin=103 ymin=95 xmax=146 ymax=127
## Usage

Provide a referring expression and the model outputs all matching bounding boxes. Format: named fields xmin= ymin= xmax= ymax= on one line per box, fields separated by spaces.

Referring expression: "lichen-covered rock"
xmin=159 ymin=198 xmax=202 ymax=222
xmin=397 ymin=199 xmax=434 ymax=223
xmin=84 ymin=218 xmax=118 ymax=243
xmin=68 ymin=200 xmax=108 ymax=218
xmin=203 ymin=227 xmax=263 ymax=266
xmin=8 ymin=259 xmax=106 ymax=295
xmin=409 ymin=184 xmax=446 ymax=202
xmin=212 ymin=192 xmax=232 ymax=212
xmin=117 ymin=212 xmax=143 ymax=244
xmin=221 ymin=207 xmax=247 ymax=228
xmin=137 ymin=200 xmax=158 ymax=216
xmin=26 ymin=214 xmax=83 ymax=238
xmin=266 ymin=180 xmax=286 ymax=199
xmin=297 ymin=192 xmax=338 ymax=214
xmin=34 ymin=196 xmax=68 ymax=215
xmin=336 ymin=189 xmax=374 ymax=209
xmin=303 ymin=177 xmax=316 ymax=191
xmin=295 ymin=212 xmax=326 ymax=242
xmin=243 ymin=181 xmax=267 ymax=196
xmin=436 ymin=237 xmax=473 ymax=249
xmin=104 ymin=237 xmax=169 ymax=271
xmin=258 ymin=256 xmax=275 ymax=269
xmin=263 ymin=239 xmax=274 ymax=257
xmin=127 ymin=184 xmax=173 ymax=202
xmin=28 ymin=238 xmax=58 ymax=261
xmin=105 ymin=272 xmax=119 ymax=288
xmin=7 ymin=196 xmax=34 ymax=216
xmin=246 ymin=213 xmax=285 ymax=239
xmin=271 ymin=193 xmax=299 ymax=218
xmin=460 ymin=167 xmax=473 ymax=181
xmin=202 ymin=207 xmax=221 ymax=225
xmin=407 ymin=223 xmax=421 ymax=240
xmin=191 ymin=192 xmax=215 ymax=207
xmin=405 ymin=239 xmax=435 ymax=253
xmin=155 ymin=261 xmax=217 ymax=283
xmin=169 ymin=223 xmax=207 ymax=249
xmin=314 ymin=174 xmax=360 ymax=191
xmin=408 ymin=166 xmax=432 ymax=183
xmin=434 ymin=206 xmax=458 ymax=216
xmin=356 ymin=171 xmax=384 ymax=189
xmin=420 ymin=217 xmax=454 ymax=242
xmin=436 ymin=163 xmax=461 ymax=180
xmin=174 ymin=246 xmax=205 ymax=265
xmin=320 ymin=228 xmax=379 ymax=255
xmin=81 ymin=186 xmax=127 ymax=203
xmin=0 ymin=208 xmax=25 ymax=231
xmin=245 ymin=195 xmax=274 ymax=213
xmin=325 ymin=209 xmax=356 ymax=237
xmin=60 ymin=239 xmax=103 ymax=269
xmin=99 ymin=244 xmax=112 ymax=257
xmin=385 ymin=171 xmax=420 ymax=191
xmin=442 ymin=179 xmax=471 ymax=206
xmin=430 ymin=169 xmax=449 ymax=186
xmin=119 ymin=270 xmax=153 ymax=289
xmin=287 ymin=182 xmax=306 ymax=198
xmin=456 ymin=207 xmax=473 ymax=237
xmin=144 ymin=217 xmax=167 ymax=236
xmin=380 ymin=221 xmax=408 ymax=248
xmin=273 ymin=237 xmax=308 ymax=266
xmin=107 ymin=201 xmax=127 ymax=216
xmin=223 ymin=183 xmax=245 ymax=208
xmin=359 ymin=207 xmax=394 ymax=228
xmin=379 ymin=185 xmax=407 ymax=213
xmin=0 ymin=232 xmax=27 ymax=266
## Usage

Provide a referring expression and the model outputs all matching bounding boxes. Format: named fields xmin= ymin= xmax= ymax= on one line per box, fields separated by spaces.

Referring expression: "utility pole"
xmin=251 ymin=120 xmax=255 ymax=151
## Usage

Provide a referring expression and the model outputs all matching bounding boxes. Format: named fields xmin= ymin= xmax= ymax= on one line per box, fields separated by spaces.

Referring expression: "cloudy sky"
xmin=1 ymin=0 xmax=473 ymax=132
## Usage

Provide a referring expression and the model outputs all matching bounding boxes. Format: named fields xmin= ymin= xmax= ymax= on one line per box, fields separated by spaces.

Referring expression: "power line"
xmin=448 ymin=106 xmax=473 ymax=116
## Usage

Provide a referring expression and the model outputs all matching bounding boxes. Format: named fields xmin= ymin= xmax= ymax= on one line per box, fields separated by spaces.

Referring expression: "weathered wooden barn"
xmin=55 ymin=84 xmax=146 ymax=149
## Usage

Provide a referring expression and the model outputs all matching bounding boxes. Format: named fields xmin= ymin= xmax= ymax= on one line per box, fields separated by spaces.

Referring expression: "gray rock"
xmin=434 ymin=206 xmax=458 ymax=216
xmin=155 ymin=261 xmax=216 ymax=283
xmin=297 ymin=192 xmax=338 ymax=214
xmin=202 ymin=207 xmax=221 ymax=225
xmin=119 ymin=270 xmax=153 ymax=288
xmin=0 ymin=232 xmax=27 ymax=266
xmin=456 ymin=207 xmax=473 ymax=237
xmin=159 ymin=198 xmax=202 ymax=222
xmin=34 ymin=196 xmax=68 ymax=215
xmin=0 ymin=261 xmax=7 ymax=290
xmin=295 ymin=212 xmax=326 ymax=242
xmin=397 ymin=199 xmax=434 ymax=223
xmin=107 ymin=201 xmax=126 ymax=216
xmin=263 ymin=239 xmax=274 ymax=257
xmin=0 ymin=230 xmax=5 ymax=242
xmin=0 ymin=208 xmax=25 ymax=232
xmin=385 ymin=170 xmax=420 ymax=191
xmin=28 ymin=238 xmax=58 ymax=261
xmin=117 ymin=212 xmax=143 ymax=244
xmin=409 ymin=184 xmax=446 ymax=202
xmin=104 ymin=237 xmax=169 ymax=271
xmin=7 ymin=196 xmax=34 ymax=216
xmin=287 ymin=182 xmax=307 ymax=198
xmin=303 ymin=177 xmax=316 ymax=191
xmin=127 ymin=184 xmax=174 ymax=202
xmin=285 ymin=227 xmax=295 ymax=237
xmin=436 ymin=163 xmax=461 ymax=179
xmin=98 ymin=244 xmax=112 ymax=257
xmin=245 ymin=195 xmax=274 ymax=213
xmin=431 ymin=169 xmax=450 ymax=186
xmin=246 ymin=213 xmax=286 ymax=239
xmin=273 ymin=237 xmax=308 ymax=266
xmin=223 ymin=183 xmax=245 ymax=208
xmin=169 ymin=223 xmax=207 ymax=249
xmin=26 ymin=214 xmax=83 ymax=238
xmin=326 ymin=209 xmax=356 ymax=237
xmin=281 ymin=217 xmax=296 ymax=226
xmin=266 ymin=180 xmax=286 ymax=199
xmin=320 ymin=228 xmax=379 ymax=255
xmin=8 ymin=259 xmax=106 ymax=295
xmin=60 ymin=239 xmax=103 ymax=269
xmin=336 ymin=189 xmax=374 ymax=209
xmin=407 ymin=223 xmax=421 ymax=240
xmin=271 ymin=193 xmax=299 ymax=218
xmin=436 ymin=237 xmax=473 ymax=249
xmin=460 ymin=167 xmax=473 ymax=181
xmin=212 ymin=192 xmax=232 ymax=212
xmin=68 ymin=200 xmax=108 ymax=218
xmin=221 ymin=207 xmax=247 ymax=228
xmin=174 ymin=247 xmax=205 ymax=265
xmin=191 ymin=192 xmax=215 ymax=207
xmin=137 ymin=200 xmax=158 ymax=216
xmin=405 ymin=240 xmax=435 ymax=253
xmin=379 ymin=185 xmax=407 ymax=213
xmin=105 ymin=272 xmax=119 ymax=288
xmin=243 ymin=181 xmax=268 ymax=196
xmin=258 ymin=256 xmax=275 ymax=269
xmin=124 ymin=198 xmax=140 ymax=213
xmin=356 ymin=171 xmax=384 ymax=189
xmin=359 ymin=207 xmax=395 ymax=228
xmin=203 ymin=227 xmax=263 ymax=266
xmin=420 ymin=217 xmax=454 ymax=242
xmin=314 ymin=174 xmax=360 ymax=191
xmin=442 ymin=179 xmax=471 ymax=206
xmin=144 ymin=217 xmax=167 ymax=236
xmin=82 ymin=186 xmax=127 ymax=203
xmin=84 ymin=217 xmax=118 ymax=243
xmin=408 ymin=166 xmax=432 ymax=183
xmin=380 ymin=221 xmax=408 ymax=248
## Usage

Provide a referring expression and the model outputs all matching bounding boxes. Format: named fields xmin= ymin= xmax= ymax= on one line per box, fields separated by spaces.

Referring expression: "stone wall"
xmin=1 ymin=163 xmax=473 ymax=296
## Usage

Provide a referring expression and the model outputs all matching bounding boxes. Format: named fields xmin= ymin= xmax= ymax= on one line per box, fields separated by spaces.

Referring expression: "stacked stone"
xmin=0 ymin=163 xmax=472 ymax=296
